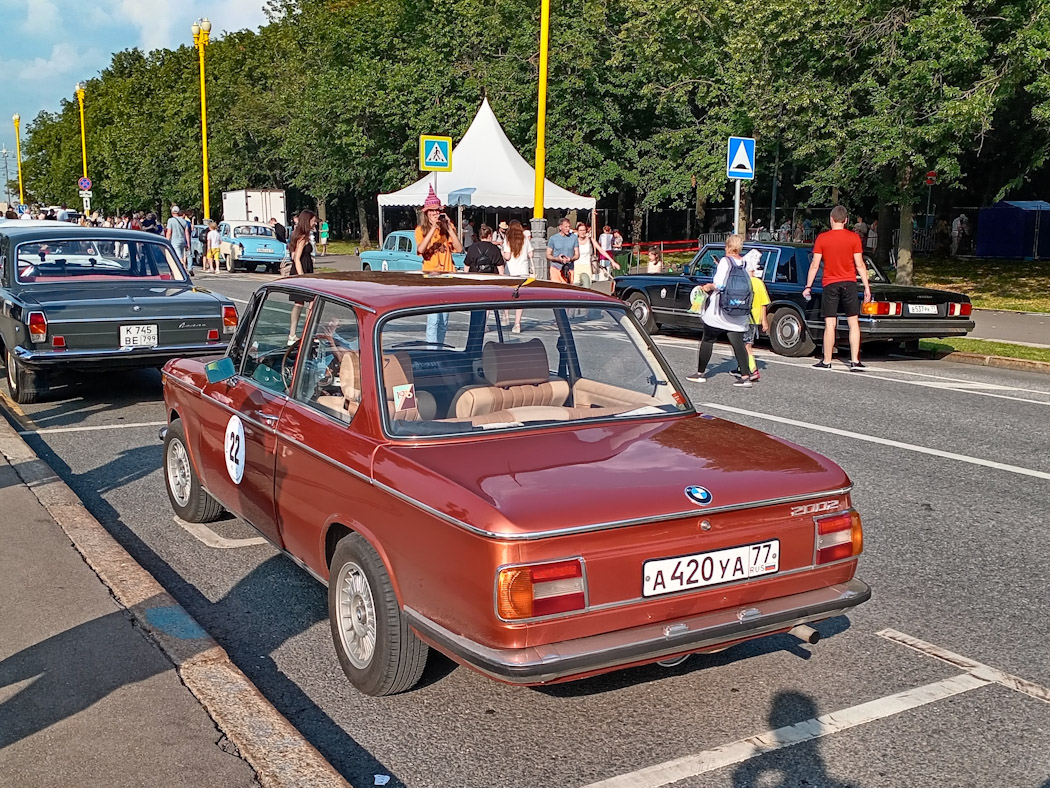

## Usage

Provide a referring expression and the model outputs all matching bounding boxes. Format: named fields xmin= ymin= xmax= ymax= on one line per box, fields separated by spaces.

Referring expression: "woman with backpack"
xmin=685 ymin=233 xmax=755 ymax=388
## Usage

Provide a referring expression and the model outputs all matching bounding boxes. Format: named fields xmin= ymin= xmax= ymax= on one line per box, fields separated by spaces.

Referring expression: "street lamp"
xmin=74 ymin=81 xmax=88 ymax=179
xmin=1 ymin=146 xmax=11 ymax=205
xmin=530 ymin=0 xmax=552 ymax=280
xmin=12 ymin=114 xmax=25 ymax=206
xmin=191 ymin=18 xmax=213 ymax=220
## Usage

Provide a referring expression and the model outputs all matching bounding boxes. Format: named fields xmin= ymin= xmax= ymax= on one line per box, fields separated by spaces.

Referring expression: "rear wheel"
xmin=225 ymin=253 xmax=236 ymax=273
xmin=362 ymin=263 xmax=371 ymax=271
xmin=328 ymin=533 xmax=428 ymax=696
xmin=769 ymin=308 xmax=816 ymax=357
xmin=6 ymin=349 xmax=47 ymax=404
xmin=164 ymin=418 xmax=225 ymax=523
xmin=626 ymin=293 xmax=657 ymax=333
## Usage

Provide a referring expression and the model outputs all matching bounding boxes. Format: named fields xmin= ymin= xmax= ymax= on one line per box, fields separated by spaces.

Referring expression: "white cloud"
xmin=101 ymin=0 xmax=269 ymax=53
xmin=1 ymin=43 xmax=104 ymax=85
xmin=17 ymin=0 xmax=61 ymax=36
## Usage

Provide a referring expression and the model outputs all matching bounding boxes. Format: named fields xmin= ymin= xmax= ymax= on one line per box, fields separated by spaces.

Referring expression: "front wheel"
xmin=328 ymin=533 xmax=428 ymax=696
xmin=225 ymin=253 xmax=236 ymax=273
xmin=6 ymin=349 xmax=46 ymax=404
xmin=626 ymin=293 xmax=657 ymax=333
xmin=768 ymin=308 xmax=816 ymax=357
xmin=164 ymin=418 xmax=225 ymax=523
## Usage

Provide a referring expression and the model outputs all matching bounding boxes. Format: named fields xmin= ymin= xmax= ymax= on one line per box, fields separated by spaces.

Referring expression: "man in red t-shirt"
xmin=803 ymin=205 xmax=872 ymax=370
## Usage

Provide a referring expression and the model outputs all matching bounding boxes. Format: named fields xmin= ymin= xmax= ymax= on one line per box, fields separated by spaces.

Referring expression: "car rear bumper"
xmin=13 ymin=343 xmax=227 ymax=370
xmin=404 ymin=577 xmax=871 ymax=685
xmin=813 ymin=317 xmax=976 ymax=338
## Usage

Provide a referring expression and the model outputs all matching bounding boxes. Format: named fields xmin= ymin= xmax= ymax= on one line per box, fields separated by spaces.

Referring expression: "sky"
xmin=0 ymin=0 xmax=269 ymax=181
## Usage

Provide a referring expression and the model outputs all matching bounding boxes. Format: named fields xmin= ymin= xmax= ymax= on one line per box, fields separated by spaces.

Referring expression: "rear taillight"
xmin=496 ymin=559 xmax=586 ymax=620
xmin=222 ymin=305 xmax=238 ymax=334
xmin=861 ymin=301 xmax=902 ymax=316
xmin=27 ymin=311 xmax=47 ymax=343
xmin=815 ymin=510 xmax=863 ymax=565
xmin=947 ymin=303 xmax=972 ymax=317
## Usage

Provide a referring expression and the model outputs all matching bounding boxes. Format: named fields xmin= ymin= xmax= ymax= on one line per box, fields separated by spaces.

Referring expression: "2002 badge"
xmin=685 ymin=485 xmax=713 ymax=506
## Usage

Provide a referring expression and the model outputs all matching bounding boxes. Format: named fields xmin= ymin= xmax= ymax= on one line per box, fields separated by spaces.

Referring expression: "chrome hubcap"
xmin=336 ymin=561 xmax=377 ymax=669
xmin=166 ymin=437 xmax=192 ymax=508
xmin=6 ymin=351 xmax=16 ymax=393
xmin=777 ymin=315 xmax=801 ymax=348
xmin=631 ymin=299 xmax=650 ymax=324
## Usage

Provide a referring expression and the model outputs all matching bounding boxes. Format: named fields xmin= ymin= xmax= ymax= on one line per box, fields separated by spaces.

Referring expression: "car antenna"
xmin=512 ymin=277 xmax=535 ymax=299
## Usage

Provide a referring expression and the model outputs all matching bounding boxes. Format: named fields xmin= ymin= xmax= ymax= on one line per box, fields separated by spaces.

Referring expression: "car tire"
xmin=225 ymin=254 xmax=236 ymax=273
xmin=626 ymin=293 xmax=657 ymax=333
xmin=6 ymin=349 xmax=46 ymax=404
xmin=769 ymin=308 xmax=816 ymax=357
xmin=362 ymin=263 xmax=371 ymax=271
xmin=163 ymin=418 xmax=225 ymax=523
xmin=328 ymin=533 xmax=428 ymax=696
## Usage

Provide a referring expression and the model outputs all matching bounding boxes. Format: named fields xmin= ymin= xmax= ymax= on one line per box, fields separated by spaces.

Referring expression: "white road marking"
xmin=877 ymin=629 xmax=1050 ymax=704
xmin=580 ymin=672 xmax=991 ymax=788
xmin=701 ymin=402 xmax=1050 ymax=481
xmin=19 ymin=420 xmax=167 ymax=436
xmin=174 ymin=516 xmax=268 ymax=549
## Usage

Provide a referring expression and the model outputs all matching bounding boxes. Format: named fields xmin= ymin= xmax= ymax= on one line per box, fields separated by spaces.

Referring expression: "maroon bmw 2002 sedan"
xmin=160 ymin=272 xmax=870 ymax=696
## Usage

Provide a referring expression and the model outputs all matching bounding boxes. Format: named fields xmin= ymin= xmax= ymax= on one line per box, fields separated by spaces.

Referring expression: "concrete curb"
xmin=935 ymin=351 xmax=1050 ymax=375
xmin=0 ymin=415 xmax=351 ymax=788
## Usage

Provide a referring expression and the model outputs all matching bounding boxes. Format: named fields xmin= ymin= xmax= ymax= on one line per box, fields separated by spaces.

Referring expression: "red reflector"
xmin=27 ymin=311 xmax=47 ymax=342
xmin=817 ymin=542 xmax=854 ymax=563
xmin=207 ymin=329 xmax=220 ymax=341
xmin=51 ymin=336 xmax=65 ymax=348
xmin=534 ymin=592 xmax=586 ymax=617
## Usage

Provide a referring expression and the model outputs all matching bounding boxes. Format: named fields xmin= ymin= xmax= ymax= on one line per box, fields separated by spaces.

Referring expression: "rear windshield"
xmin=16 ymin=238 xmax=187 ymax=283
xmin=375 ymin=304 xmax=691 ymax=438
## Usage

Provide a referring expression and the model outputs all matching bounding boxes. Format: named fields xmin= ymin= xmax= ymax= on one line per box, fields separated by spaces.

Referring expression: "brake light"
xmin=496 ymin=559 xmax=586 ymax=620
xmin=815 ymin=510 xmax=863 ymax=565
xmin=27 ymin=311 xmax=47 ymax=343
xmin=207 ymin=329 xmax=220 ymax=341
xmin=861 ymin=301 xmax=902 ymax=316
xmin=222 ymin=305 xmax=238 ymax=334
xmin=947 ymin=303 xmax=972 ymax=317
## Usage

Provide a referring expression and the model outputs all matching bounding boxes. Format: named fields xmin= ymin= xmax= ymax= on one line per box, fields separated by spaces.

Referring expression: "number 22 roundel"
xmin=224 ymin=414 xmax=245 ymax=485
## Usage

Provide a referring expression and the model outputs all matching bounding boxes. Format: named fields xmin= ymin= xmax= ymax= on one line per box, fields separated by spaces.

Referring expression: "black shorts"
xmin=821 ymin=281 xmax=859 ymax=318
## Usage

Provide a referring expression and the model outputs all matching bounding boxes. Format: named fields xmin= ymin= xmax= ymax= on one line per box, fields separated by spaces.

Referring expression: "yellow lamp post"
xmin=12 ymin=114 xmax=25 ymax=206
xmin=74 ymin=81 xmax=88 ymax=179
xmin=191 ymin=18 xmax=213 ymax=220
xmin=530 ymin=0 xmax=552 ymax=280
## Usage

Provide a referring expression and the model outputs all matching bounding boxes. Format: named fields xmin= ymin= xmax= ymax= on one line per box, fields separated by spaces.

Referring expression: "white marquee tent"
xmin=377 ymin=98 xmax=595 ymax=241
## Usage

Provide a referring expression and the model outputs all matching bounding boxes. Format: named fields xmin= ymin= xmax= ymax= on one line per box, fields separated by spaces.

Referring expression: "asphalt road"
xmin=970 ymin=309 xmax=1050 ymax=347
xmin=4 ymin=270 xmax=1049 ymax=788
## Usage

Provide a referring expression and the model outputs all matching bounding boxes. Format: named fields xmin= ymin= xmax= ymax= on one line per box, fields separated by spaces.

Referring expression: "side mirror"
xmin=205 ymin=356 xmax=236 ymax=384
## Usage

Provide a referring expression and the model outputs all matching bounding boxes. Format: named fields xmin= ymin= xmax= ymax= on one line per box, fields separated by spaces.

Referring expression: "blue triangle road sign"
xmin=726 ymin=137 xmax=756 ymax=180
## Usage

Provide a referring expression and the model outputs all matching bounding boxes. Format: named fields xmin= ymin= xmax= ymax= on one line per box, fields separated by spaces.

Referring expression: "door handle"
xmin=257 ymin=412 xmax=279 ymax=426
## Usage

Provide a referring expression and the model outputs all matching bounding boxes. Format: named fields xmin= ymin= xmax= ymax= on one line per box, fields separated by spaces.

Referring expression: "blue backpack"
xmin=719 ymin=257 xmax=754 ymax=318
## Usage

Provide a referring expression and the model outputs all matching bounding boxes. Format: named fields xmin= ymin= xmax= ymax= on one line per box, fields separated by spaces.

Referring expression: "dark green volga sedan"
xmin=0 ymin=221 xmax=238 ymax=403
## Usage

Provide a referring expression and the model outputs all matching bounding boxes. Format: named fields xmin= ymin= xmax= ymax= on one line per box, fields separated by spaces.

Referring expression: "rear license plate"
xmin=643 ymin=540 xmax=780 ymax=597
xmin=120 ymin=324 xmax=158 ymax=347
xmin=908 ymin=304 xmax=938 ymax=315
xmin=257 ymin=246 xmax=272 ymax=253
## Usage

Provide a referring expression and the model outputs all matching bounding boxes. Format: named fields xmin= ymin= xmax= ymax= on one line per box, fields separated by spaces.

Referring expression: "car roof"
xmin=225 ymin=221 xmax=270 ymax=228
xmin=278 ymin=272 xmax=620 ymax=313
xmin=0 ymin=223 xmax=174 ymax=243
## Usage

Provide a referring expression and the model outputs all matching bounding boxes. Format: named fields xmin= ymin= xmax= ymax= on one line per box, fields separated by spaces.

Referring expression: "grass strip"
xmin=920 ymin=337 xmax=1050 ymax=364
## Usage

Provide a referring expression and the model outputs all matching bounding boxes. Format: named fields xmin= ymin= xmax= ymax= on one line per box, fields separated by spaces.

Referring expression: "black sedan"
xmin=615 ymin=242 xmax=975 ymax=356
xmin=0 ymin=221 xmax=238 ymax=403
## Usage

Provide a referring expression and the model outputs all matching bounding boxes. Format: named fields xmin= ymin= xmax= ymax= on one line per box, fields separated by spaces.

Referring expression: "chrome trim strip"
xmin=163 ymin=373 xmax=202 ymax=395
xmin=276 ymin=429 xmax=374 ymax=486
xmin=45 ymin=314 xmax=220 ymax=324
xmin=404 ymin=578 xmax=871 ymax=684
xmin=370 ymin=482 xmax=853 ymax=541
xmin=199 ymin=389 xmax=280 ymax=435
xmin=15 ymin=342 xmax=226 ymax=362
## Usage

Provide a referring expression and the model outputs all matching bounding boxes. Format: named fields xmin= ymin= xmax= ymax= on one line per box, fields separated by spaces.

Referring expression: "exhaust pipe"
xmin=789 ymin=624 xmax=821 ymax=645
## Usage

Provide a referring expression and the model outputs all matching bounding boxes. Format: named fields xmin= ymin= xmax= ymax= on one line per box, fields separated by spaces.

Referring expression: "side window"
xmin=398 ymin=235 xmax=413 ymax=253
xmin=239 ymin=291 xmax=313 ymax=394
xmin=696 ymin=249 xmax=722 ymax=276
xmin=294 ymin=300 xmax=361 ymax=422
xmin=776 ymin=253 xmax=797 ymax=283
xmin=383 ymin=235 xmax=397 ymax=251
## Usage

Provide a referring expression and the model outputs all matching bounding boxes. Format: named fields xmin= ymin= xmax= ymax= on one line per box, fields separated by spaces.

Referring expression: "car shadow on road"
xmin=12 ymin=368 xmax=164 ymax=429
xmin=25 ymin=449 xmax=408 ymax=788
xmin=537 ymin=616 xmax=851 ymax=699
xmin=730 ymin=690 xmax=863 ymax=788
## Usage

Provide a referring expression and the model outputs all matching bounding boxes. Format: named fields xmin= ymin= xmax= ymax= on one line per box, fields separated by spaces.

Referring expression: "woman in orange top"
xmin=414 ymin=185 xmax=463 ymax=344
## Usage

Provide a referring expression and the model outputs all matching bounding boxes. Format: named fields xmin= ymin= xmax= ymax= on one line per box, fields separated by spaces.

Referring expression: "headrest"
xmin=382 ymin=352 xmax=414 ymax=396
xmin=482 ymin=339 xmax=550 ymax=387
xmin=338 ymin=351 xmax=360 ymax=401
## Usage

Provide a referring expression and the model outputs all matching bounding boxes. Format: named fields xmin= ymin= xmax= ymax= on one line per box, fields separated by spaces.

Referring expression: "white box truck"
xmin=221 ymin=189 xmax=287 ymax=226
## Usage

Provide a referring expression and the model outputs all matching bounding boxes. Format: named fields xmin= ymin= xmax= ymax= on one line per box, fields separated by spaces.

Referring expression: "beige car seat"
xmin=313 ymin=350 xmax=436 ymax=422
xmin=448 ymin=338 xmax=569 ymax=419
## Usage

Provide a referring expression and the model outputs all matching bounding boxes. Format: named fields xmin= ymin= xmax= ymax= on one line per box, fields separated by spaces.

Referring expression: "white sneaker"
xmin=685 ymin=373 xmax=707 ymax=383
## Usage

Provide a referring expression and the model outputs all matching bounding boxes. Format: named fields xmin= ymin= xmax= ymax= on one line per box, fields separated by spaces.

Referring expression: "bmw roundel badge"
xmin=685 ymin=486 xmax=713 ymax=506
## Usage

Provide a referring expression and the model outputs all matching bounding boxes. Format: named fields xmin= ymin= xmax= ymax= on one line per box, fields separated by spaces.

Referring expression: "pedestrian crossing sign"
xmin=419 ymin=135 xmax=453 ymax=172
xmin=726 ymin=136 xmax=756 ymax=180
